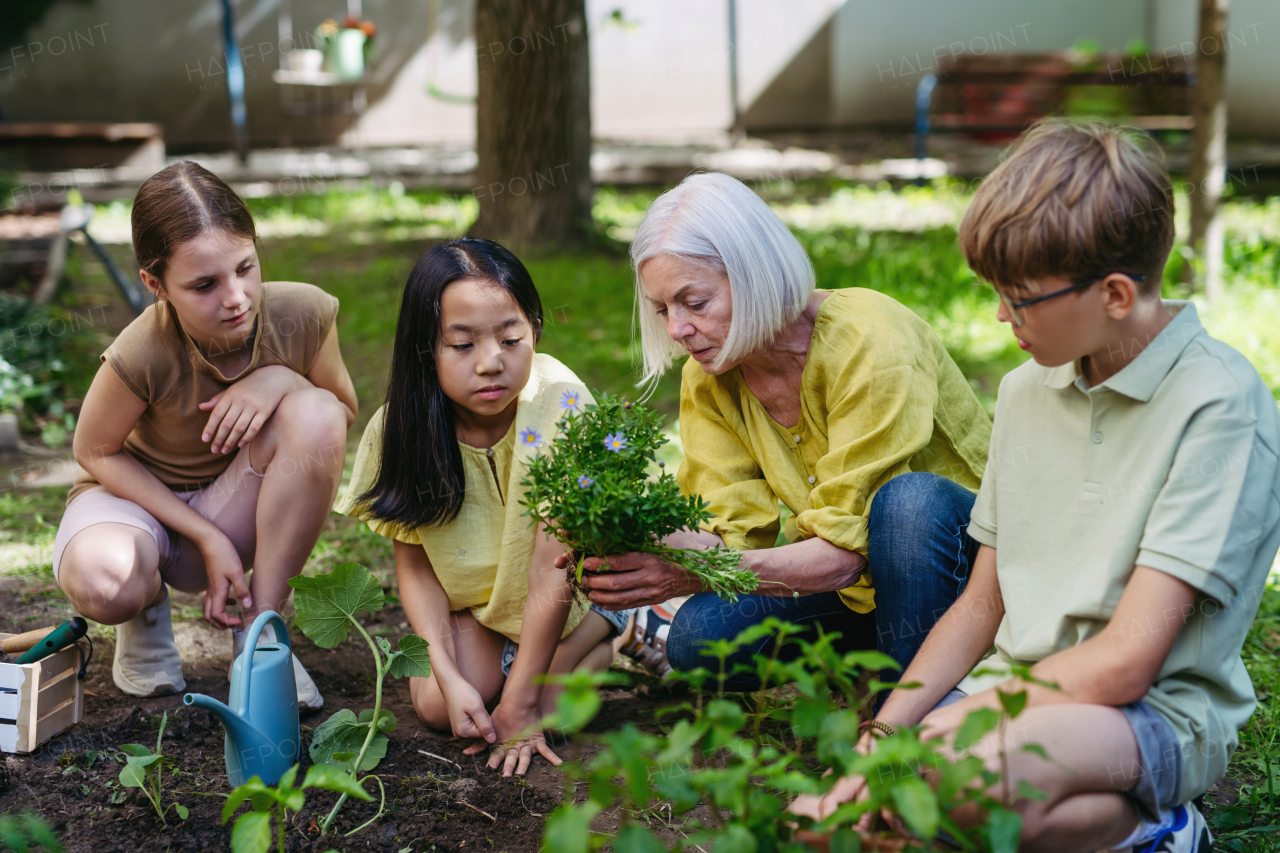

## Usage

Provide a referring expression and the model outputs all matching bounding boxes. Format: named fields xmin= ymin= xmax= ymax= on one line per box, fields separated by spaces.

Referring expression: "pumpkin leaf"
xmin=288 ymin=562 xmax=384 ymax=648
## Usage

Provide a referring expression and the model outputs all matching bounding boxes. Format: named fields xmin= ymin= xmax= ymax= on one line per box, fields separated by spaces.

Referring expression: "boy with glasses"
xmin=792 ymin=120 xmax=1280 ymax=852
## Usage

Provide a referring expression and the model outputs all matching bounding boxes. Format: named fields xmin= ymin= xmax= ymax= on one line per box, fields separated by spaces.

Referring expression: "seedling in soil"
xmin=288 ymin=561 xmax=432 ymax=832
xmin=543 ymin=619 xmax=1056 ymax=852
xmin=521 ymin=393 xmax=758 ymax=602
xmin=221 ymin=763 xmax=372 ymax=853
xmin=117 ymin=711 xmax=188 ymax=825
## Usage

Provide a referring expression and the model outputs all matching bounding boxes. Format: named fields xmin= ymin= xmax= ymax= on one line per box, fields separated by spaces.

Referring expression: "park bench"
xmin=915 ymin=52 xmax=1193 ymax=163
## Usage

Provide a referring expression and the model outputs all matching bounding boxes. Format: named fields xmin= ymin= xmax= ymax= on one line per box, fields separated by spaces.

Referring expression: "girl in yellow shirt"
xmin=337 ymin=239 xmax=628 ymax=777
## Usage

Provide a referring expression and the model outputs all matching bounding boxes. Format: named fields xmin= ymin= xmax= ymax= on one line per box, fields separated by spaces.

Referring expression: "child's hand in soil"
xmin=200 ymin=529 xmax=252 ymax=628
xmin=465 ymin=702 xmax=562 ymax=777
xmin=440 ymin=678 xmax=498 ymax=745
xmin=788 ymin=730 xmax=879 ymax=826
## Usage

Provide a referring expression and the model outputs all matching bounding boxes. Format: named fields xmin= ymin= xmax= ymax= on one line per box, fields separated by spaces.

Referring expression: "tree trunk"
xmin=471 ymin=0 xmax=592 ymax=252
xmin=1187 ymin=0 xmax=1228 ymax=299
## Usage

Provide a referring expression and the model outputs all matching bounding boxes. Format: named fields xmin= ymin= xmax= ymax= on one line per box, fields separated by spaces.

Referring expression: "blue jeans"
xmin=666 ymin=472 xmax=980 ymax=693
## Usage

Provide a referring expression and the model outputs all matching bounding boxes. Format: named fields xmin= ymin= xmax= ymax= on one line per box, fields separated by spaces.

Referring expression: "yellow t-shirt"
xmin=677 ymin=288 xmax=991 ymax=612
xmin=335 ymin=353 xmax=592 ymax=643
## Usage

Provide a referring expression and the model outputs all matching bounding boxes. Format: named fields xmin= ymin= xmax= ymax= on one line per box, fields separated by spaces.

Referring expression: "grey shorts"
xmin=500 ymin=604 xmax=633 ymax=676
xmin=933 ymin=690 xmax=1180 ymax=823
xmin=1117 ymin=700 xmax=1182 ymax=822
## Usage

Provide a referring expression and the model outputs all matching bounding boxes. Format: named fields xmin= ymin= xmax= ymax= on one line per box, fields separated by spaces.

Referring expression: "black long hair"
xmin=360 ymin=238 xmax=544 ymax=529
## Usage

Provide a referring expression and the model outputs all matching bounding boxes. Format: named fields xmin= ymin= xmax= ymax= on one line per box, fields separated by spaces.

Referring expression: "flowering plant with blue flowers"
xmin=520 ymin=392 xmax=757 ymax=602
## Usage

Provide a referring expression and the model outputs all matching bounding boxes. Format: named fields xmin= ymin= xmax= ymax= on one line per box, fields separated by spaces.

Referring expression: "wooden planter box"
xmin=0 ymin=638 xmax=84 ymax=754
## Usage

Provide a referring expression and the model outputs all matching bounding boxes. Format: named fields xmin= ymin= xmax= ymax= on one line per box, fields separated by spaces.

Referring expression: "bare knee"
xmin=267 ymin=389 xmax=347 ymax=461
xmin=60 ymin=527 xmax=159 ymax=624
xmin=410 ymin=676 xmax=451 ymax=732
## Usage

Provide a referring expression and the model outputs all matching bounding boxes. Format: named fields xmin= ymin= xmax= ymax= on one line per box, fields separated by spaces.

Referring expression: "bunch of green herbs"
xmin=520 ymin=392 xmax=757 ymax=602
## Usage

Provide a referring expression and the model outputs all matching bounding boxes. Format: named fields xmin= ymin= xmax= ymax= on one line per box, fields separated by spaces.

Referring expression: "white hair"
xmin=630 ymin=172 xmax=815 ymax=391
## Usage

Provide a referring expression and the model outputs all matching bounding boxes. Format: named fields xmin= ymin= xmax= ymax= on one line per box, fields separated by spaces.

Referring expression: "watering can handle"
xmin=239 ymin=610 xmax=292 ymax=715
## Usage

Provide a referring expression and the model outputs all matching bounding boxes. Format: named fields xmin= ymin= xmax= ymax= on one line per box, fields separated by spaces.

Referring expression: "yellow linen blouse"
xmin=677 ymin=288 xmax=991 ymax=613
xmin=335 ymin=353 xmax=592 ymax=642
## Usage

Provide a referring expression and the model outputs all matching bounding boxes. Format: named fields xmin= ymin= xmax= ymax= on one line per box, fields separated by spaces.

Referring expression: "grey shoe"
xmin=112 ymin=590 xmax=186 ymax=697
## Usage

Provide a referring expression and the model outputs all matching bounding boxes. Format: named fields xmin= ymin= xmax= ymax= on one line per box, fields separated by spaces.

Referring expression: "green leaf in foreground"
xmin=309 ymin=708 xmax=391 ymax=772
xmin=890 ymin=775 xmax=940 ymax=840
xmin=541 ymin=801 xmax=602 ymax=853
xmin=302 ymin=764 xmax=375 ymax=800
xmin=386 ymin=634 xmax=432 ymax=678
xmin=954 ymin=707 xmax=1003 ymax=751
xmin=230 ymin=811 xmax=272 ymax=853
xmin=981 ymin=807 xmax=1024 ymax=853
xmin=288 ymin=561 xmax=384 ymax=648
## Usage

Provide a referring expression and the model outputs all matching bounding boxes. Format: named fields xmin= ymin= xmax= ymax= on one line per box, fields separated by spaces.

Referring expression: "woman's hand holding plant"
xmin=572 ymin=550 xmax=705 ymax=609
xmin=199 ymin=364 xmax=307 ymax=454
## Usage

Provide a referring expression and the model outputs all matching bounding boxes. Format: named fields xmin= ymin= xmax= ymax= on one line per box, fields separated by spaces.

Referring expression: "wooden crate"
xmin=0 ymin=636 xmax=84 ymax=754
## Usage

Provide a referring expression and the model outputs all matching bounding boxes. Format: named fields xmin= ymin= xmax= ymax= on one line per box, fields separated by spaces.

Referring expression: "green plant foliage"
xmin=222 ymin=764 xmax=373 ymax=853
xmin=520 ymin=393 xmax=758 ymax=602
xmin=288 ymin=562 xmax=430 ymax=832
xmin=116 ymin=712 xmax=187 ymax=825
xmin=290 ymin=561 xmax=385 ymax=648
xmin=0 ymin=812 xmax=62 ymax=852
xmin=309 ymin=708 xmax=396 ymax=773
xmin=541 ymin=618 xmax=1052 ymax=852
xmin=0 ymin=295 xmax=72 ymax=419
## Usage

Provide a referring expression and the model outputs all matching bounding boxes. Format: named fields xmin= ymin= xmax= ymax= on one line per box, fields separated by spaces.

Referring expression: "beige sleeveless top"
xmin=68 ymin=281 xmax=339 ymax=503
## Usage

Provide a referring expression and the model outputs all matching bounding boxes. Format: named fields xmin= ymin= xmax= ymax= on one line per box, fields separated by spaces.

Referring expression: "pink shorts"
xmin=52 ymin=448 xmax=266 ymax=591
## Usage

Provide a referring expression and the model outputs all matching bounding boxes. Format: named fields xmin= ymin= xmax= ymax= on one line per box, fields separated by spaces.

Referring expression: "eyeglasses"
xmin=998 ymin=273 xmax=1145 ymax=327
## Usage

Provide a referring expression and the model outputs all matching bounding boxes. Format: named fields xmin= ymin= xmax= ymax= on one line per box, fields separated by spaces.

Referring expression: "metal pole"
xmin=728 ymin=0 xmax=742 ymax=144
xmin=219 ymin=0 xmax=250 ymax=165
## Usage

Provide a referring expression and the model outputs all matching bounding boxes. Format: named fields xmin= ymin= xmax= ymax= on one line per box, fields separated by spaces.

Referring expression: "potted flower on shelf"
xmin=314 ymin=16 xmax=376 ymax=80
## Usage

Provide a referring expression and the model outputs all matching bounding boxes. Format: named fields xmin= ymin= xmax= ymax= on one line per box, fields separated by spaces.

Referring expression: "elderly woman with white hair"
xmin=577 ymin=173 xmax=992 ymax=692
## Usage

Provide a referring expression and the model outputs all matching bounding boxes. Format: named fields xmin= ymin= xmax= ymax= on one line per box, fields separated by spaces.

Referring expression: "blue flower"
xmin=519 ymin=428 xmax=542 ymax=447
xmin=577 ymin=475 xmax=594 ymax=488
xmin=560 ymin=389 xmax=583 ymax=411
xmin=603 ymin=432 xmax=627 ymax=452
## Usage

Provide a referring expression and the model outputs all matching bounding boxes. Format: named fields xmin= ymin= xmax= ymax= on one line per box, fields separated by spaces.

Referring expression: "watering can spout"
xmin=181 ymin=611 xmax=300 ymax=786
xmin=183 ymin=693 xmax=274 ymax=763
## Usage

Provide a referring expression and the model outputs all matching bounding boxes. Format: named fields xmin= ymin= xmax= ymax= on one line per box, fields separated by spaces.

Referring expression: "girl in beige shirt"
xmin=53 ymin=161 xmax=357 ymax=709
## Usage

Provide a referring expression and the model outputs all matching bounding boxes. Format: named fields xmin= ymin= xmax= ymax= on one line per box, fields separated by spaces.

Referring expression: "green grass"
xmin=1213 ymin=583 xmax=1280 ymax=849
xmin=12 ymin=179 xmax=1280 ymax=844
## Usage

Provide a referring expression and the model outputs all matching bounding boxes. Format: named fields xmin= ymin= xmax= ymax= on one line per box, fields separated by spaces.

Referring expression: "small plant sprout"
xmin=117 ymin=711 xmax=188 ymax=825
xmin=521 ymin=392 xmax=758 ymax=602
xmin=288 ymin=562 xmax=432 ymax=833
xmin=221 ymin=763 xmax=372 ymax=853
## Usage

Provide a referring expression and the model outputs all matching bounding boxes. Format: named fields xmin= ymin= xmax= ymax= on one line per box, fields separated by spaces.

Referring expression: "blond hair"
xmin=631 ymin=172 xmax=814 ymax=391
xmin=958 ymin=120 xmax=1174 ymax=293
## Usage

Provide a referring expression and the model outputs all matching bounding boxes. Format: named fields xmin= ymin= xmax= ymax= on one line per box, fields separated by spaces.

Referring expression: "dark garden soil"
xmin=0 ymin=582 xmax=680 ymax=853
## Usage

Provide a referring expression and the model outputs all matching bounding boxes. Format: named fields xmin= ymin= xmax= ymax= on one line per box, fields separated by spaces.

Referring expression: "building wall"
xmin=0 ymin=0 xmax=1276 ymax=151
xmin=827 ymin=0 xmax=1280 ymax=138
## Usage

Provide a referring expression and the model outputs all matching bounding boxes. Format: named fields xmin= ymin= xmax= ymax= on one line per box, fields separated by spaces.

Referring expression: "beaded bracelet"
xmin=858 ymin=719 xmax=897 ymax=738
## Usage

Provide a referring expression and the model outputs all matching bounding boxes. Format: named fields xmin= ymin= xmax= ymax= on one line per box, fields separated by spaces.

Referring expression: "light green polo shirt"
xmin=965 ymin=301 xmax=1280 ymax=804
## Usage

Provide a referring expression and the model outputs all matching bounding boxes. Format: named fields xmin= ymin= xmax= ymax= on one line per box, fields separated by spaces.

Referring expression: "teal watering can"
xmin=183 ymin=611 xmax=300 ymax=786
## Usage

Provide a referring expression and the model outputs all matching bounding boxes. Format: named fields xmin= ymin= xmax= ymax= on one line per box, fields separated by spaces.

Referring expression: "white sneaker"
xmin=1134 ymin=803 xmax=1213 ymax=853
xmin=230 ymin=623 xmax=324 ymax=711
xmin=112 ymin=589 xmax=186 ymax=697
